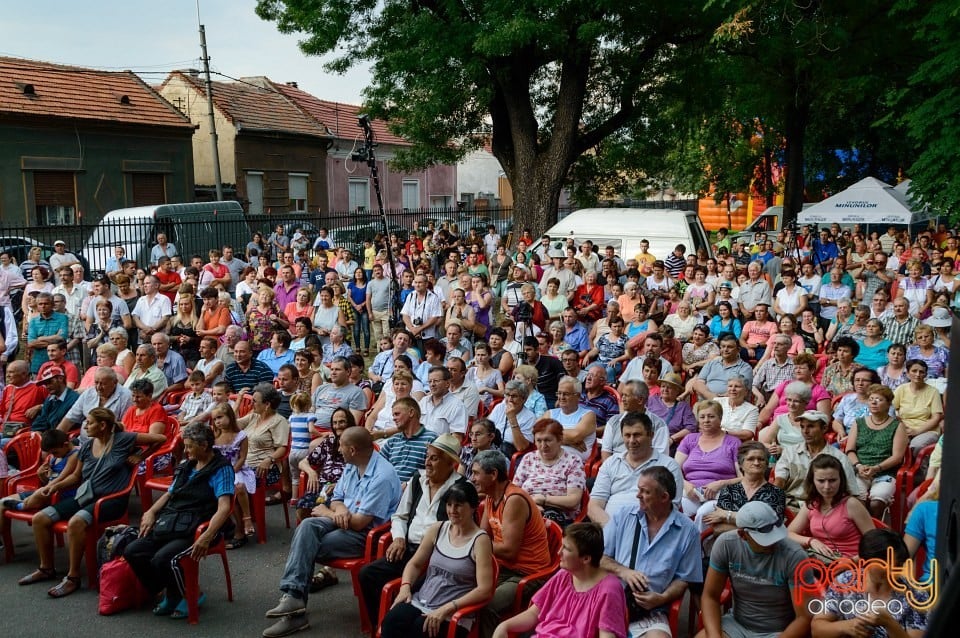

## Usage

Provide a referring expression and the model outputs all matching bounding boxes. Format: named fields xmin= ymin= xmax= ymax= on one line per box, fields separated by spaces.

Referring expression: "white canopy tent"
xmin=798 ymin=177 xmax=935 ymax=226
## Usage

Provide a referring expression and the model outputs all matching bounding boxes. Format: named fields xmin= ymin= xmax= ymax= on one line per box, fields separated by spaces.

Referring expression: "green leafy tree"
xmin=256 ymin=0 xmax=721 ymax=233
xmin=892 ymin=0 xmax=960 ymax=218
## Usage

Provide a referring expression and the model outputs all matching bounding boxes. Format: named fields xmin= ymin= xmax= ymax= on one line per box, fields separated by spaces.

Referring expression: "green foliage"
xmin=891 ymin=0 xmax=960 ymax=218
xmin=256 ymin=0 xmax=721 ymax=233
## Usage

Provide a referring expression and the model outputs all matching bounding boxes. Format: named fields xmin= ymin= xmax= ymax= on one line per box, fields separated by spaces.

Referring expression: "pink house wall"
xmin=325 ymin=149 xmax=455 ymax=212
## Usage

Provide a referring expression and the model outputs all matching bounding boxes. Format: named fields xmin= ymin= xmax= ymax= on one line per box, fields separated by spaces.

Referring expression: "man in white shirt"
xmin=401 ymin=275 xmax=443 ymax=340
xmin=131 ymin=275 xmax=172 ymax=342
xmin=446 ymin=357 xmax=480 ymax=419
xmin=483 ymin=226 xmax=501 ymax=259
xmin=588 ymin=412 xmax=683 ymax=525
xmin=418 ymin=366 xmax=468 ymax=435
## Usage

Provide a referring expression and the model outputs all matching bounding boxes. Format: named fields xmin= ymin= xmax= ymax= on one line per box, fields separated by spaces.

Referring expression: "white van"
xmin=544 ymin=208 xmax=712 ymax=263
xmin=83 ymin=201 xmax=249 ymax=273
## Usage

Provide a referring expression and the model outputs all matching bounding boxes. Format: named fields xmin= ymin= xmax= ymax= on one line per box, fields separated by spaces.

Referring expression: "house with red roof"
xmin=268 ymin=79 xmax=456 ymax=213
xmin=158 ymin=71 xmax=332 ymax=214
xmin=0 ymin=56 xmax=195 ymax=227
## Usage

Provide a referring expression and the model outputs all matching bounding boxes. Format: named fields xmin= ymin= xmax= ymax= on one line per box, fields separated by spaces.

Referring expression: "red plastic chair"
xmin=892 ymin=443 xmax=936 ymax=533
xmin=508 ymin=447 xmax=535 ymax=480
xmin=235 ymin=393 xmax=254 ymax=418
xmin=137 ymin=420 xmax=182 ymax=511
xmin=377 ymin=552 xmax=499 ymax=638
xmin=511 ymin=519 xmax=563 ymax=612
xmin=251 ymin=471 xmax=292 ymax=544
xmin=602 ymin=385 xmax=622 ymax=406
xmin=322 ymin=521 xmax=391 ymax=634
xmin=1 ymin=431 xmax=42 ymax=497
xmin=49 ymin=470 xmax=138 ymax=589
xmin=572 ymin=490 xmax=591 ymax=523
xmin=177 ymin=519 xmax=234 ymax=624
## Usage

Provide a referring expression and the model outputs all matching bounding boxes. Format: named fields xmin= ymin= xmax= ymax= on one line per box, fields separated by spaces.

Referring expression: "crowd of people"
xmin=0 ymin=217 xmax=949 ymax=638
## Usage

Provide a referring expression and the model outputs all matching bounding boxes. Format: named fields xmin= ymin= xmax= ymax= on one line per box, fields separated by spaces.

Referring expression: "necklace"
xmin=869 ymin=414 xmax=889 ymax=427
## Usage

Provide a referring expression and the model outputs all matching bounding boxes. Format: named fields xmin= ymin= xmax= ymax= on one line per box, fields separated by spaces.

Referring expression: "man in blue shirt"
xmin=561 ymin=308 xmax=591 ymax=357
xmin=26 ymin=293 xmax=69 ymax=374
xmin=811 ymin=229 xmax=839 ymax=272
xmin=600 ymin=466 xmax=701 ymax=636
xmin=262 ymin=427 xmax=401 ymax=637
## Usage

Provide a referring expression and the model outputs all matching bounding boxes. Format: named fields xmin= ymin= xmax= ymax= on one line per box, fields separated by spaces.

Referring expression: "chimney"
xmin=286 ymin=81 xmax=298 ymax=88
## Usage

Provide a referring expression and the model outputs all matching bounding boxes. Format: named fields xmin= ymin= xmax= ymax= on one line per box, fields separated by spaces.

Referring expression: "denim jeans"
xmin=352 ymin=308 xmax=371 ymax=351
xmin=278 ymin=516 xmax=367 ymax=603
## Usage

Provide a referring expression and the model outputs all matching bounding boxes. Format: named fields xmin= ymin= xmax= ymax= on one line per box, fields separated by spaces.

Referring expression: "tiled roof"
xmin=0 ymin=56 xmax=193 ymax=129
xmin=270 ymin=81 xmax=410 ymax=147
xmin=163 ymin=71 xmax=330 ymax=139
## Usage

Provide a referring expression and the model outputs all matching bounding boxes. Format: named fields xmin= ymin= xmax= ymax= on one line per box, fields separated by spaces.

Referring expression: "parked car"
xmin=0 ymin=236 xmax=91 ymax=279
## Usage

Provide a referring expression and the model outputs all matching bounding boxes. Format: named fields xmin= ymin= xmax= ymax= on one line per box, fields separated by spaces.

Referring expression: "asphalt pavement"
xmin=0 ymin=501 xmax=367 ymax=638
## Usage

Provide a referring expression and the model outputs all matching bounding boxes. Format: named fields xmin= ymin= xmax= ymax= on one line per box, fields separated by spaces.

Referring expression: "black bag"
xmin=152 ymin=510 xmax=201 ymax=543
xmin=97 ymin=524 xmax=139 ymax=570
xmin=623 ymin=518 xmax=652 ymax=623
xmin=2 ymin=421 xmax=25 ymax=439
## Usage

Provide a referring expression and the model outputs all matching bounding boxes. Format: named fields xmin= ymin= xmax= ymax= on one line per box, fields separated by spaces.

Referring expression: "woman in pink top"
xmin=492 ymin=522 xmax=627 ymax=638
xmin=788 ymin=455 xmax=874 ymax=559
xmin=758 ymin=353 xmax=831 ymax=425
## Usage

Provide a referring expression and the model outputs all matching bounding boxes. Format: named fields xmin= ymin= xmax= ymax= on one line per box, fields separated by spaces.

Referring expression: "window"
xmin=402 ymin=180 xmax=420 ymax=211
xmin=349 ymin=178 xmax=370 ymax=212
xmin=430 ymin=195 xmax=452 ymax=209
xmin=288 ymin=174 xmax=308 ymax=212
xmin=34 ymin=171 xmax=76 ymax=226
xmin=247 ymin=172 xmax=264 ymax=214
xmin=132 ymin=173 xmax=166 ymax=206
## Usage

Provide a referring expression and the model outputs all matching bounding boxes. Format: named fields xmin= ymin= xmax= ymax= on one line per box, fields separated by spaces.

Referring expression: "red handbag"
xmin=98 ymin=558 xmax=150 ymax=615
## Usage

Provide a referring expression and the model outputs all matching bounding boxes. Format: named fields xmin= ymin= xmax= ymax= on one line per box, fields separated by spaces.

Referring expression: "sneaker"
xmin=262 ymin=613 xmax=310 ymax=637
xmin=265 ymin=594 xmax=306 ymax=618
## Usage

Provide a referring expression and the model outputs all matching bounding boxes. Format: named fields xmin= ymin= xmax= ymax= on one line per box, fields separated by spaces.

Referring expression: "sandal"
xmin=153 ymin=595 xmax=177 ymax=616
xmin=243 ymin=516 xmax=256 ymax=537
xmin=18 ymin=567 xmax=57 ymax=586
xmin=309 ymin=566 xmax=339 ymax=593
xmin=170 ymin=593 xmax=206 ymax=619
xmin=225 ymin=536 xmax=248 ymax=550
xmin=48 ymin=575 xmax=81 ymax=598
xmin=265 ymin=492 xmax=283 ymax=506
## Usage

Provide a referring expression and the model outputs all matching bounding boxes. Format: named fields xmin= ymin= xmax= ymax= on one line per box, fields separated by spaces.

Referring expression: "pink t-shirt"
xmin=531 ymin=570 xmax=628 ymax=638
xmin=771 ymin=379 xmax=830 ymax=418
xmin=677 ymin=433 xmax=741 ymax=486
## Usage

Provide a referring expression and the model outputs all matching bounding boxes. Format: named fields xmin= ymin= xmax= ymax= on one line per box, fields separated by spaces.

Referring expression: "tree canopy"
xmin=256 ymin=0 xmax=722 ymax=233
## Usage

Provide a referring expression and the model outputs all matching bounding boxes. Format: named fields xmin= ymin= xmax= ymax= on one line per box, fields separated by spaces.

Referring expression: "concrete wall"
xmin=458 ymin=149 xmax=504 ymax=203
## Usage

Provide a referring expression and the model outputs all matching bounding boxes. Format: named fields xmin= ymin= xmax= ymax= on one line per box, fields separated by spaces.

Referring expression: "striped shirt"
xmin=224 ymin=359 xmax=275 ymax=393
xmin=882 ymin=315 xmax=919 ymax=346
xmin=288 ymin=412 xmax=315 ymax=452
xmin=379 ymin=426 xmax=438 ymax=483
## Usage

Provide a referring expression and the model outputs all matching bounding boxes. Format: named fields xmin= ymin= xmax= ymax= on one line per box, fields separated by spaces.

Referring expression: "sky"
xmin=0 ymin=0 xmax=370 ymax=104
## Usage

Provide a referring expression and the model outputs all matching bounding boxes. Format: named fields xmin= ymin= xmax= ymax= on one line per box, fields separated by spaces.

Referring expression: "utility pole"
xmin=199 ymin=24 xmax=224 ymax=201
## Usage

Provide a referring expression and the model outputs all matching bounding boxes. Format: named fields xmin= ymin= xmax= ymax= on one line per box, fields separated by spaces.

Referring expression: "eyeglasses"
xmin=505 ymin=392 xmax=522 ymax=399
xmin=556 ymin=391 xmax=576 ymax=397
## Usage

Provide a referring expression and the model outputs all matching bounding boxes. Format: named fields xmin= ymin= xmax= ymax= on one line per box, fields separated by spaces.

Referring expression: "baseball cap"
xmin=37 ymin=366 xmax=65 ymax=383
xmin=429 ymin=434 xmax=462 ymax=466
xmin=54 ymin=240 xmax=66 ymax=247
xmin=736 ymin=502 xmax=787 ymax=546
xmin=718 ymin=281 xmax=733 ymax=290
xmin=798 ymin=410 xmax=829 ymax=424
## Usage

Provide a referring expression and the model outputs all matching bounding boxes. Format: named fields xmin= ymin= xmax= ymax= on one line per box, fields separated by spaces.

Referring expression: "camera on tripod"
xmin=514 ymin=302 xmax=534 ymax=323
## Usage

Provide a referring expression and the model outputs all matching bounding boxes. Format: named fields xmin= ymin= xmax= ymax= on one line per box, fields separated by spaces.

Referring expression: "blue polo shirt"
xmin=603 ymin=505 xmax=702 ymax=596
xmin=332 ymin=451 xmax=402 ymax=528
xmin=27 ymin=312 xmax=69 ymax=374
xmin=565 ymin=323 xmax=590 ymax=353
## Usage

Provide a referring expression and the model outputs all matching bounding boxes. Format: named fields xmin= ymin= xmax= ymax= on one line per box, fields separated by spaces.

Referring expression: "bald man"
xmin=262 ymin=426 xmax=402 ymax=636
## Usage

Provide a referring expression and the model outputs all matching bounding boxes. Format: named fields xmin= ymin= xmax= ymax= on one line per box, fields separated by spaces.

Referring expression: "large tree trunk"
xmin=782 ymin=88 xmax=811 ymax=226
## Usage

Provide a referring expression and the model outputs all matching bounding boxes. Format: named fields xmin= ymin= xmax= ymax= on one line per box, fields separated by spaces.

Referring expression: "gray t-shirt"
xmin=312 ymin=382 xmax=368 ymax=429
xmin=709 ymin=531 xmax=809 ymax=633
xmin=367 ymin=278 xmax=392 ymax=312
xmin=79 ymin=431 xmax=138 ymax=498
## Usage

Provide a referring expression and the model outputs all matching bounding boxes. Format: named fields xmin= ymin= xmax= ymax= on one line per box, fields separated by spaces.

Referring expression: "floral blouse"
xmin=304 ymin=435 xmax=346 ymax=484
xmin=512 ymin=450 xmax=586 ymax=519
xmin=247 ymin=303 xmax=281 ymax=352
xmin=716 ymin=482 xmax=787 ymax=524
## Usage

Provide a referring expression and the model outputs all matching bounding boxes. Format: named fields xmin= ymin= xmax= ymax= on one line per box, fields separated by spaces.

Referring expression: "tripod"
xmin=354 ymin=116 xmax=402 ymax=329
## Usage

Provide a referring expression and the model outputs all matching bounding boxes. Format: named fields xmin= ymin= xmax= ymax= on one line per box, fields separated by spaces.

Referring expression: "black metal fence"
xmin=0 ymin=200 xmax=697 ymax=276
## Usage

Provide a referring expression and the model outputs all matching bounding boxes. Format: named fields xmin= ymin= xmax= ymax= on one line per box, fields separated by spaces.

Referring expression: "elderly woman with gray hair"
xmin=125 ymin=422 xmax=235 ymax=619
xmin=759 ymin=381 xmax=810 ymax=456
xmin=488 ymin=379 xmax=536 ymax=458
xmin=541 ymin=376 xmax=597 ymax=462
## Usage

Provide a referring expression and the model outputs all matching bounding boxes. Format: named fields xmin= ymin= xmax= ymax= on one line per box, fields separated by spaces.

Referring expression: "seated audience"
xmin=512 ymin=419 xmax=586 ymax=526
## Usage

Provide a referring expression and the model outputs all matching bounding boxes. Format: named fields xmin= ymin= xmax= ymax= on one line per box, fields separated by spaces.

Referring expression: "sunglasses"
xmin=744 ymin=522 xmax=777 ymax=534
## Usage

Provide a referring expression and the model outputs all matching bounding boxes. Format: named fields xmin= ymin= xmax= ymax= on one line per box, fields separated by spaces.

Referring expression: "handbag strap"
xmin=629 ymin=515 xmax=643 ymax=570
xmin=87 ymin=433 xmax=115 ymax=481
